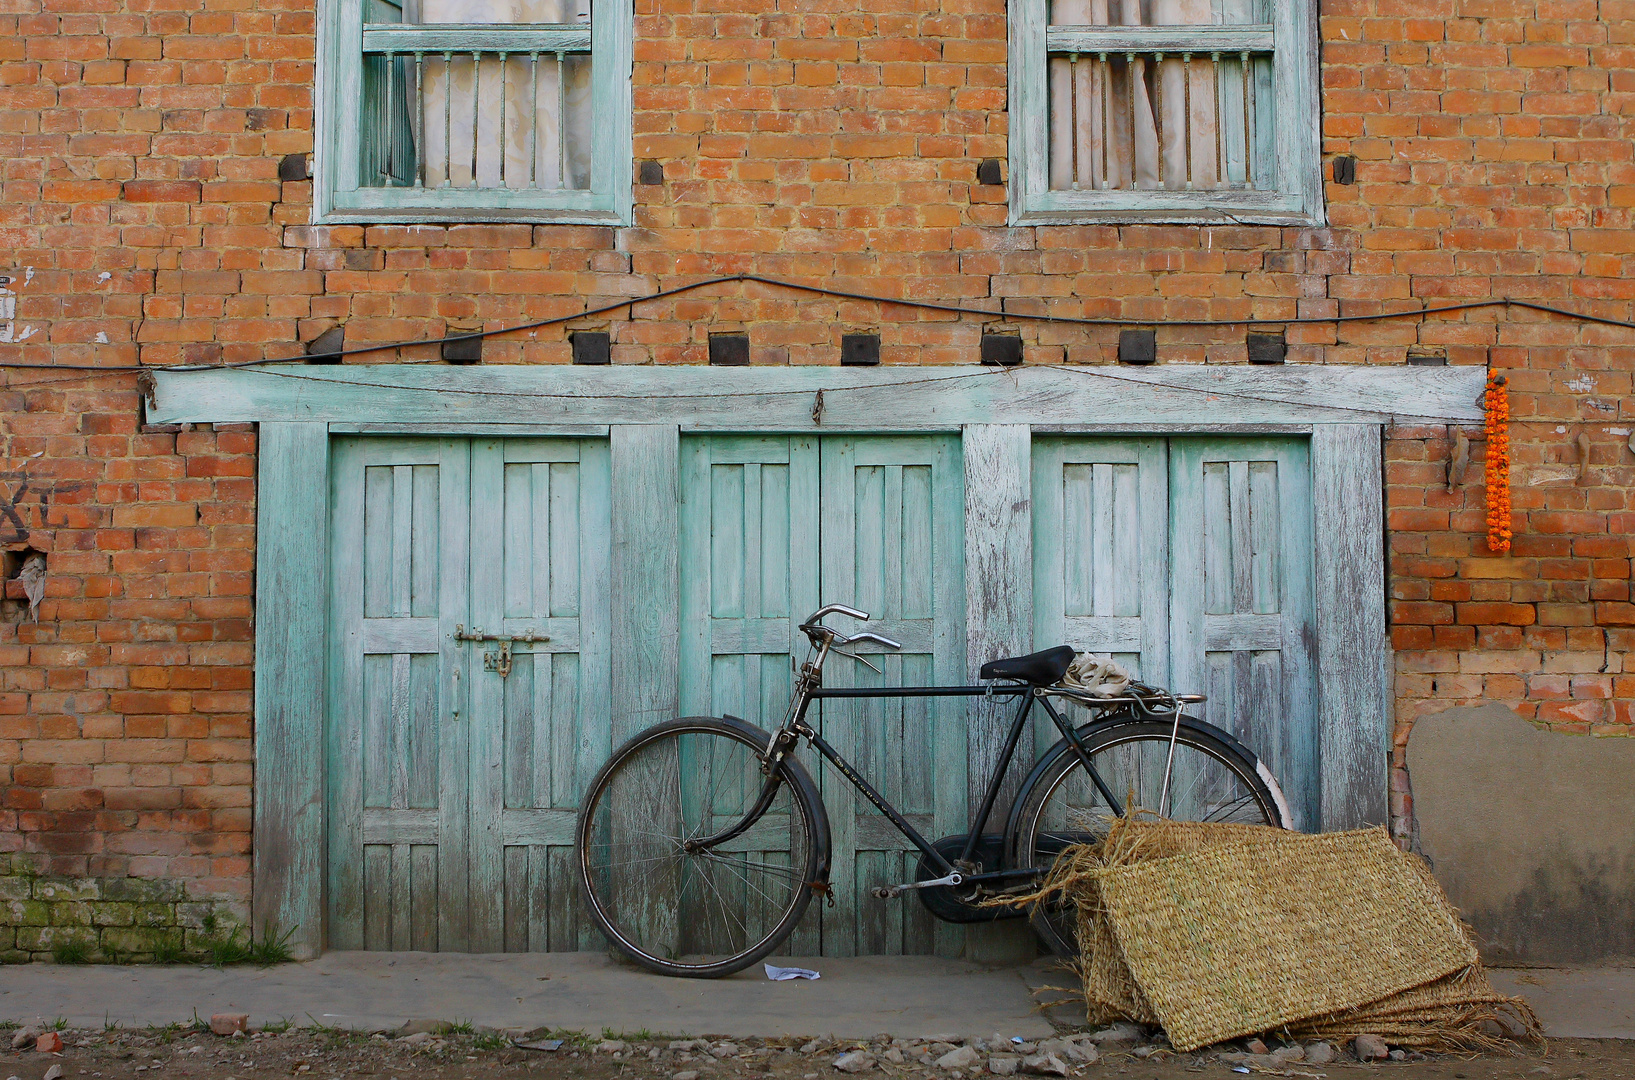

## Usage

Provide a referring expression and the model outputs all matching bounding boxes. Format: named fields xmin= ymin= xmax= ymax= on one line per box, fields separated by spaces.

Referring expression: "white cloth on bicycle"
xmin=763 ymin=963 xmax=821 ymax=981
xmin=1060 ymin=653 xmax=1133 ymax=697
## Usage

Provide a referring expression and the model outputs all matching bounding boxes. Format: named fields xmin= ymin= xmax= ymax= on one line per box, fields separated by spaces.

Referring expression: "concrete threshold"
xmin=0 ymin=952 xmax=1065 ymax=1040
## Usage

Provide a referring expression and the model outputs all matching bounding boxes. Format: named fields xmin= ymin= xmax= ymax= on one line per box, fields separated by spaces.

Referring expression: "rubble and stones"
xmin=1355 ymin=1035 xmax=1392 ymax=1061
xmin=0 ymin=1017 xmax=1594 ymax=1080
xmin=210 ymin=1015 xmax=250 ymax=1037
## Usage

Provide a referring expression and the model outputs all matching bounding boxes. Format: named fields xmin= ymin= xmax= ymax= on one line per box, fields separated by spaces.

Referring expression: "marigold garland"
xmin=1484 ymin=373 xmax=1511 ymax=554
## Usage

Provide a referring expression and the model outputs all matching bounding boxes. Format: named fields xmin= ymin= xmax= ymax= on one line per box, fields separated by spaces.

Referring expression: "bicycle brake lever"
xmin=832 ymin=649 xmax=883 ymax=674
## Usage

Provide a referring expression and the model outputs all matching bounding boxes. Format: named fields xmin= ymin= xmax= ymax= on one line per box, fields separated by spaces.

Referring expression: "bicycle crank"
xmin=870 ymin=871 xmax=962 ymax=900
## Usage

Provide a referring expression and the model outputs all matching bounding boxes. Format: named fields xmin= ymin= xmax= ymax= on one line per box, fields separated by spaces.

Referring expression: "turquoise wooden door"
xmin=819 ymin=436 xmax=965 ymax=957
xmin=1033 ymin=436 xmax=1317 ymax=828
xmin=466 ymin=438 xmax=612 ymax=952
xmin=327 ymin=437 xmax=472 ymax=951
xmin=678 ymin=434 xmax=965 ymax=957
xmin=678 ymin=434 xmax=822 ymax=954
xmin=327 ymin=436 xmax=610 ymax=951
xmin=1031 ymin=437 xmax=1168 ymax=758
xmin=1170 ymin=438 xmax=1317 ymax=830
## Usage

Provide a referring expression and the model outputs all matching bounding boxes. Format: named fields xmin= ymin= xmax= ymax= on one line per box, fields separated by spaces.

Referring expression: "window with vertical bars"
xmin=318 ymin=0 xmax=630 ymax=223
xmin=1008 ymin=0 xmax=1322 ymax=225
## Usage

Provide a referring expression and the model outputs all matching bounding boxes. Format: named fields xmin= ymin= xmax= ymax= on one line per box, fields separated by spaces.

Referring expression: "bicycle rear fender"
xmin=714 ymin=714 xmax=833 ymax=892
xmin=999 ymin=710 xmax=1292 ymax=841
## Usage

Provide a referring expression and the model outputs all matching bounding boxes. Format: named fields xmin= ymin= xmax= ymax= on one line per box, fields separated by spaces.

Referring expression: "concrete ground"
xmin=0 ymin=953 xmax=1628 ymax=1041
xmin=1489 ymin=967 xmax=1635 ymax=1040
xmin=0 ymin=952 xmax=1061 ymax=1039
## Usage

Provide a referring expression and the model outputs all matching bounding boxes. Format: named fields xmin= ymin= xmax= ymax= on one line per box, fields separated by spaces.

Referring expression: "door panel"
xmin=677 ymin=434 xmax=965 ymax=957
xmin=1170 ymin=438 xmax=1317 ymax=829
xmin=1032 ymin=437 xmax=1169 ymax=757
xmin=819 ymin=436 xmax=965 ymax=957
xmin=678 ymin=435 xmax=822 ymax=954
xmin=328 ymin=437 xmax=471 ymax=951
xmin=469 ymin=438 xmax=612 ymax=952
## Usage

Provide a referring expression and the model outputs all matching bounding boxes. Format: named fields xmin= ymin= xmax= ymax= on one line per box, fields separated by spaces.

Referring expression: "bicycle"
xmin=575 ymin=604 xmax=1293 ymax=978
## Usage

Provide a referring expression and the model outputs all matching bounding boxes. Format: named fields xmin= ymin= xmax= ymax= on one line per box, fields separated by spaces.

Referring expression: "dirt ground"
xmin=1 ymin=1028 xmax=1629 ymax=1080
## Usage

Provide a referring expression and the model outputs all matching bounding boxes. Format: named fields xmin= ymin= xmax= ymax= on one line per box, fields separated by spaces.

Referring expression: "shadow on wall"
xmin=1408 ymin=703 xmax=1635 ymax=966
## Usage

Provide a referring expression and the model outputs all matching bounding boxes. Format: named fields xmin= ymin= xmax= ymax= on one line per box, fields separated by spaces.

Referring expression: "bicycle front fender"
xmin=715 ymin=714 xmax=833 ymax=894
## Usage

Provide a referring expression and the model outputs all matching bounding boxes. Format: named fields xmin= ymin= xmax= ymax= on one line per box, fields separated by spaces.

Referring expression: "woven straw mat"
xmin=1094 ymin=826 xmax=1478 ymax=1052
xmin=1066 ymin=819 xmax=1289 ymax=1027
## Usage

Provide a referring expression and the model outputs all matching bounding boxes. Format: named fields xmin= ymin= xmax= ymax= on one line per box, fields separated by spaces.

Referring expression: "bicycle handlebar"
xmin=807 ymin=603 xmax=868 ymax=622
xmin=798 ymin=606 xmax=902 ymax=652
xmin=841 ymin=631 xmax=902 ymax=650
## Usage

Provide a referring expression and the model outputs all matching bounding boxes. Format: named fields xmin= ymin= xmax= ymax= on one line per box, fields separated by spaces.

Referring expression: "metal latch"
xmin=454 ymin=625 xmax=550 ymax=678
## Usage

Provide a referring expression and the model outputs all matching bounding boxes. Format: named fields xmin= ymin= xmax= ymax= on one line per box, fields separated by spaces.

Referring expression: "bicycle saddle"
xmin=979 ymin=645 xmax=1076 ymax=686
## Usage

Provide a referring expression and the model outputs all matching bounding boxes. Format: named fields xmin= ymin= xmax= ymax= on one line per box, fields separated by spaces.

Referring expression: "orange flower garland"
xmin=1484 ymin=373 xmax=1511 ymax=554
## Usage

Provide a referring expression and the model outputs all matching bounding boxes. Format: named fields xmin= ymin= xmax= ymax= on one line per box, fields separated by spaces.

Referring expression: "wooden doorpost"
xmin=1312 ymin=424 xmax=1389 ymax=830
xmin=961 ymin=424 xmax=1036 ymax=963
xmin=253 ymin=422 xmax=330 ymax=959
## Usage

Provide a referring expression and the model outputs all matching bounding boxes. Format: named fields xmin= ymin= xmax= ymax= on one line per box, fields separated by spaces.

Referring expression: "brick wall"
xmin=2 ymin=0 xmax=1632 ymax=915
xmin=0 ymin=412 xmax=254 ymax=909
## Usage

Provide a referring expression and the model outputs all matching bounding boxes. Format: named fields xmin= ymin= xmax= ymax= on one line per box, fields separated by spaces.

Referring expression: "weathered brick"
xmin=122 ymin=180 xmax=203 ymax=203
xmin=89 ymin=901 xmax=137 ymax=927
xmin=102 ymin=877 xmax=186 ymax=903
xmin=33 ymin=877 xmax=100 ymax=902
xmin=1 ymin=900 xmax=51 ymax=927
xmin=101 ymin=926 xmax=183 ymax=955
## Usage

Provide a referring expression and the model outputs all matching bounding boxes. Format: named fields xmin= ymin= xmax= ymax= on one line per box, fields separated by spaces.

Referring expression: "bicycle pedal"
xmin=870 ymin=885 xmax=904 ymax=900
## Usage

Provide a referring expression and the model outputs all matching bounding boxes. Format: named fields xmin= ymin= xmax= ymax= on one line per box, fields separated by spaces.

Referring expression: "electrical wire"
xmin=4 ymin=272 xmax=1635 ymax=375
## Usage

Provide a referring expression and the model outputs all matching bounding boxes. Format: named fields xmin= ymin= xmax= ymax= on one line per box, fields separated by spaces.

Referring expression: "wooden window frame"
xmin=314 ymin=0 xmax=633 ymax=225
xmin=1006 ymin=0 xmax=1324 ymax=226
xmin=150 ymin=364 xmax=1482 ymax=956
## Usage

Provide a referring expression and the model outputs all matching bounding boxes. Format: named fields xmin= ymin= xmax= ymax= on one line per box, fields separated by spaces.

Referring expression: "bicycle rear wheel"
xmin=575 ymin=716 xmax=824 ymax=978
xmin=1007 ymin=715 xmax=1289 ymax=959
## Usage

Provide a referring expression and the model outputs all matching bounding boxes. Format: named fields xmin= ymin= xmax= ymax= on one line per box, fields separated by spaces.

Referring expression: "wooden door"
xmin=677 ymin=434 xmax=822 ymax=953
xmin=818 ymin=435 xmax=966 ymax=957
xmin=466 ymin=438 xmax=612 ymax=952
xmin=676 ymin=434 xmax=965 ymax=957
xmin=327 ymin=437 xmax=471 ymax=950
xmin=1169 ymin=437 xmax=1318 ymax=829
xmin=327 ymin=436 xmax=611 ymax=952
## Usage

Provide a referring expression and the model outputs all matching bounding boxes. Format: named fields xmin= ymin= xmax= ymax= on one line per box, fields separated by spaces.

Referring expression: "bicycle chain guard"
xmin=906 ymin=834 xmax=1028 ymax=923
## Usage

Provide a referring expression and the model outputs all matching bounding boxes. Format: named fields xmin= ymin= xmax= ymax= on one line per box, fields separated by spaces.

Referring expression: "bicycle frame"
xmin=799 ymin=685 xmax=1107 ymax=886
xmin=690 ymin=609 xmax=1142 ymax=892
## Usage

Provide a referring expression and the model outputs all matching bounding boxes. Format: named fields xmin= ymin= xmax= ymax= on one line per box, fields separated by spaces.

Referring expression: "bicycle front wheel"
xmin=1007 ymin=715 xmax=1289 ymax=959
xmin=575 ymin=717 xmax=824 ymax=978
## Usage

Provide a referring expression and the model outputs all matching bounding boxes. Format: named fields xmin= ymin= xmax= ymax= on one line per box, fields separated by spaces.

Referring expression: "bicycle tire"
xmin=575 ymin=716 xmax=827 ymax=978
xmin=1006 ymin=714 xmax=1290 ymax=959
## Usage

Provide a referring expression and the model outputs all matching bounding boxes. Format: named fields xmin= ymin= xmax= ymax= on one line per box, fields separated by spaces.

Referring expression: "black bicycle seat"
xmin=979 ymin=645 xmax=1075 ymax=686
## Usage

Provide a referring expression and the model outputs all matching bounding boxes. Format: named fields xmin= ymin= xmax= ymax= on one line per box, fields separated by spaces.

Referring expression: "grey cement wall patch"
xmin=1408 ymin=703 xmax=1635 ymax=966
